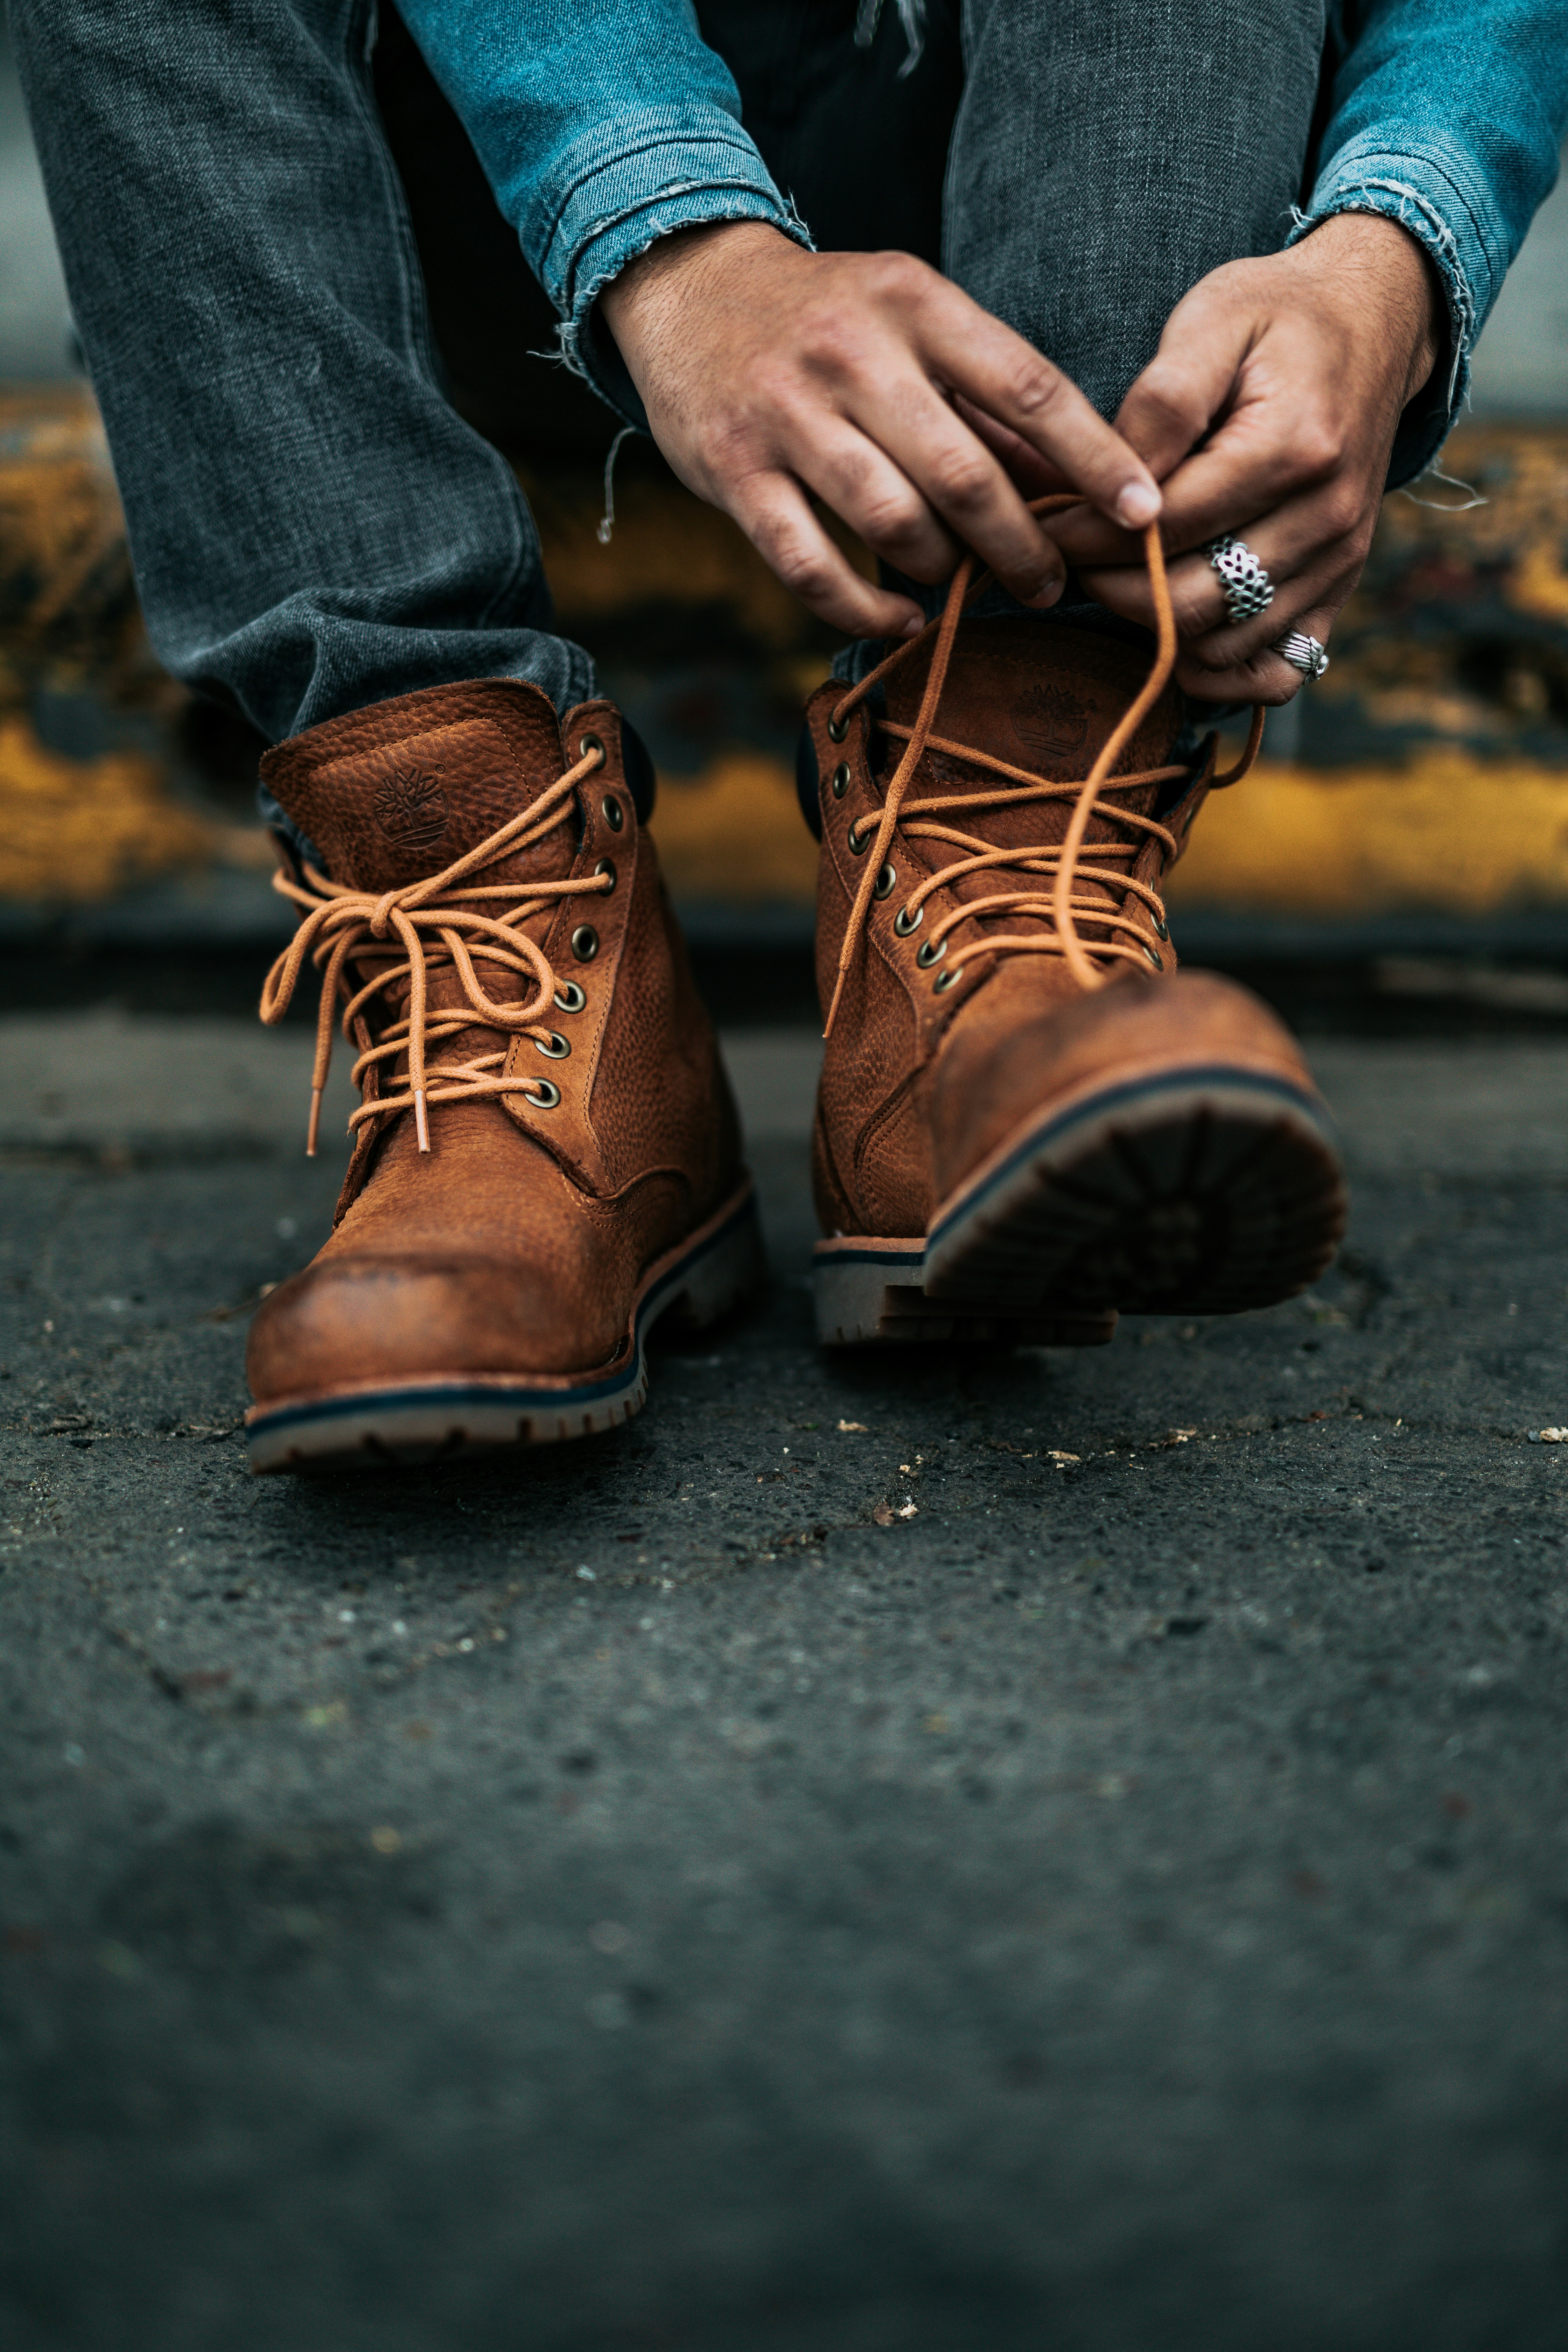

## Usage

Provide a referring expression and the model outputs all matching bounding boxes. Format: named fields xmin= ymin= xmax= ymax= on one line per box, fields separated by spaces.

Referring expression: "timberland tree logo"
xmin=372 ymin=761 xmax=447 ymax=852
xmin=1013 ymin=682 xmax=1090 ymax=766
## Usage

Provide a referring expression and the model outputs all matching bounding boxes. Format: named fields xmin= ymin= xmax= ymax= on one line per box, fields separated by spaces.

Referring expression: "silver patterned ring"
xmin=1272 ymin=631 xmax=1331 ymax=681
xmin=1205 ymin=533 xmax=1275 ymax=625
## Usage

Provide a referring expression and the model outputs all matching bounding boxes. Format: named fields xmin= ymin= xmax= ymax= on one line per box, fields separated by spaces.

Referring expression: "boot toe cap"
xmin=246 ymin=1250 xmax=622 ymax=1404
xmin=930 ymin=969 xmax=1322 ymax=1201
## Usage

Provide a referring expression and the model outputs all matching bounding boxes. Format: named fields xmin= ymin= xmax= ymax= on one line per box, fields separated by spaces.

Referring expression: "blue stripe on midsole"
xmin=813 ymin=1247 xmax=925 ymax=1275
xmin=249 ymin=1188 xmax=755 ymax=1439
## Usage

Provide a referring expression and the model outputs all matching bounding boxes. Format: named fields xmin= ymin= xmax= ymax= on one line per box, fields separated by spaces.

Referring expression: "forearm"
xmin=1298 ymin=0 xmax=1568 ymax=481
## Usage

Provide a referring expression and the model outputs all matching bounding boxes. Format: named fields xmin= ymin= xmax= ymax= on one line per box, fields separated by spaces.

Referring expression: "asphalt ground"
xmin=3 ymin=1004 xmax=1568 ymax=2351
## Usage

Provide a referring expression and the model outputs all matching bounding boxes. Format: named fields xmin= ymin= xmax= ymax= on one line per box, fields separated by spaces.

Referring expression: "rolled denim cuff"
xmin=531 ymin=130 xmax=812 ymax=426
xmin=1291 ymin=134 xmax=1510 ymax=487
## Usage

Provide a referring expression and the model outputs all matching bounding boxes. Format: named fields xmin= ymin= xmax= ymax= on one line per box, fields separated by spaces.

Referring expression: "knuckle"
xmin=794 ymin=315 xmax=853 ymax=378
xmin=1004 ymin=358 xmax=1067 ymax=422
xmin=770 ymin=540 xmax=835 ymax=600
xmin=926 ymin=448 xmax=994 ymax=511
xmin=1136 ymin=372 xmax=1206 ymax=438
xmin=1317 ymin=481 xmax=1367 ymax=541
xmin=707 ymin=418 xmax=762 ymax=479
xmin=1291 ymin=421 xmax=1345 ymax=482
xmin=869 ymin=248 xmax=931 ymax=305
xmin=856 ymin=487 xmax=927 ymax=547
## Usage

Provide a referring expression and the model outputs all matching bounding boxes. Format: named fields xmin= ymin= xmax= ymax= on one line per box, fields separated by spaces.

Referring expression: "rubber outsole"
xmin=245 ymin=1180 xmax=765 ymax=1473
xmin=815 ymin=1063 xmax=1346 ymax=1342
xmin=813 ymin=1237 xmax=1117 ymax=1348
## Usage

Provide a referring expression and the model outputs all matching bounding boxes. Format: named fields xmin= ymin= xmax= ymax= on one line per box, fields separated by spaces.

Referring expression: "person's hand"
xmin=598 ymin=221 xmax=1162 ymax=642
xmin=1041 ymin=213 xmax=1443 ymax=703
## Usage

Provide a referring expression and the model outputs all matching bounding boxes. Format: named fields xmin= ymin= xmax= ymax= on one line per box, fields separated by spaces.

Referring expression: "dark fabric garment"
xmin=10 ymin=0 xmax=593 ymax=748
xmin=12 ymin=0 xmax=1321 ymax=742
xmin=693 ymin=0 xmax=964 ymax=268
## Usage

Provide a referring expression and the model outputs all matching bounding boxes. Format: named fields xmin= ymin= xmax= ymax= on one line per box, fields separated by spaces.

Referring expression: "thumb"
xmin=1113 ymin=278 xmax=1261 ymax=480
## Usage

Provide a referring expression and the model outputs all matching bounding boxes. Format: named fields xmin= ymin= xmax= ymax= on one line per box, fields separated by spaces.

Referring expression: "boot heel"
xmin=812 ymin=1238 xmax=1114 ymax=1347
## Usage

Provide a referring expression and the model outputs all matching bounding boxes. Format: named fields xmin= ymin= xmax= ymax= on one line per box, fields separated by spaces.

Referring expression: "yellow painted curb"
xmin=649 ymin=752 xmax=818 ymax=905
xmin=0 ymin=714 xmax=211 ymax=903
xmin=1167 ymin=751 xmax=1568 ymax=919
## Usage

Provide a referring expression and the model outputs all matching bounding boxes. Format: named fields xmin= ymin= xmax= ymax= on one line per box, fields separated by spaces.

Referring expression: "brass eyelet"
xmin=827 ymin=712 xmax=849 ymax=744
xmin=847 ymin=821 xmax=870 ymax=857
xmin=579 ymin=733 xmax=605 ymax=764
xmin=601 ymin=794 xmax=624 ymax=833
xmin=1153 ymin=913 xmax=1169 ymax=941
xmin=915 ymin=936 xmax=946 ymax=969
xmin=554 ymin=981 xmax=586 ymax=1014
xmin=933 ymin=966 xmax=965 ymax=994
xmin=594 ymin=856 xmax=617 ymax=894
xmin=536 ymin=1031 xmax=570 ymax=1060
xmin=522 ymin=1078 xmax=561 ymax=1110
xmin=570 ymin=924 xmax=599 ymax=963
xmin=1143 ymin=943 xmax=1164 ymax=971
xmin=892 ymin=903 xmax=923 ymax=938
xmin=831 ymin=763 xmax=851 ymax=799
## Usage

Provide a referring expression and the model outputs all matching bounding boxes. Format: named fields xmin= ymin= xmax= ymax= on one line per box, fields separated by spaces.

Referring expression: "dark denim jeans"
xmin=13 ymin=0 xmax=1324 ymax=747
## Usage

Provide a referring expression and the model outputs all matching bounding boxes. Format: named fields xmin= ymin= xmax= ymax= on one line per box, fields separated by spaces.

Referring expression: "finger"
xmin=1080 ymin=491 xmax=1355 ymax=642
xmin=1110 ymin=273 xmax=1264 ymax=479
xmin=850 ymin=385 xmax=1068 ymax=603
xmin=1054 ymin=409 xmax=1338 ymax=571
xmin=793 ymin=420 xmax=964 ymax=586
xmin=1058 ymin=338 xmax=1362 ymax=573
xmin=909 ymin=273 xmax=1162 ymax=530
xmin=1091 ymin=552 xmax=1353 ymax=689
xmin=948 ymin=394 xmax=1069 ymax=499
xmin=730 ymin=471 xmax=925 ymax=638
xmin=1175 ymin=605 xmax=1336 ymax=707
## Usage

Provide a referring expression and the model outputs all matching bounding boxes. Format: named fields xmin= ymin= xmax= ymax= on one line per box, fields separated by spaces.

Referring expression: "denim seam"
xmin=355 ymin=6 xmax=575 ymax=684
xmin=1297 ymin=154 xmax=1485 ymax=416
xmin=559 ymin=176 xmax=808 ymax=317
xmin=555 ymin=190 xmax=812 ymax=420
xmin=1292 ymin=171 xmax=1478 ymax=431
xmin=533 ymin=126 xmax=778 ymax=283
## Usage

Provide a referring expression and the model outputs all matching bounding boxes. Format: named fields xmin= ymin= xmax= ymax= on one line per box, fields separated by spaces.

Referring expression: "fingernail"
xmin=899 ymin=613 xmax=924 ymax=640
xmin=1027 ymin=578 xmax=1064 ymax=610
xmin=1116 ymin=481 xmax=1161 ymax=529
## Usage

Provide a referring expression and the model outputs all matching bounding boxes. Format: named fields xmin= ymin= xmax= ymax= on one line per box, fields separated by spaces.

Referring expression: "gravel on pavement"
xmin=2 ymin=1013 xmax=1567 ymax=2351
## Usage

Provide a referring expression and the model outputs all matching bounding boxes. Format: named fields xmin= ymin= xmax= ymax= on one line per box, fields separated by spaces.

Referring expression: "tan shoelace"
xmin=822 ymin=495 xmax=1264 ymax=1036
xmin=260 ymin=739 xmax=610 ymax=1156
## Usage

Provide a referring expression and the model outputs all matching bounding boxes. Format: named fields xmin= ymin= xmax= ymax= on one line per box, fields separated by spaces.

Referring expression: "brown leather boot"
xmin=805 ymin=530 xmax=1346 ymax=1347
xmin=244 ymin=679 xmax=760 ymax=1471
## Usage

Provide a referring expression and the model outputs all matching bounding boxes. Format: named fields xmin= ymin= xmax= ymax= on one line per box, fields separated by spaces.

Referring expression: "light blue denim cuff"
xmin=526 ymin=126 xmax=812 ymax=426
xmin=1292 ymin=131 xmax=1511 ymax=485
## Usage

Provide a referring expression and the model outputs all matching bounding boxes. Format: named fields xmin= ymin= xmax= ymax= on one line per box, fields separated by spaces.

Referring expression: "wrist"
xmin=600 ymin=219 xmax=799 ymax=360
xmin=1295 ymin=210 xmax=1444 ymax=409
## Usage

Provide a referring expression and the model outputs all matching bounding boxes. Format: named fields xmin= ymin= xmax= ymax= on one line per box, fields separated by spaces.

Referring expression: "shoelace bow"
xmin=260 ymin=739 xmax=610 ymax=1156
xmin=822 ymin=495 xmax=1264 ymax=1037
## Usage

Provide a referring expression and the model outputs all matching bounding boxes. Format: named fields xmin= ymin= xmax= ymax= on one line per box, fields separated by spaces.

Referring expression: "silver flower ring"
xmin=1272 ymin=631 xmax=1331 ymax=681
xmin=1205 ymin=534 xmax=1275 ymax=626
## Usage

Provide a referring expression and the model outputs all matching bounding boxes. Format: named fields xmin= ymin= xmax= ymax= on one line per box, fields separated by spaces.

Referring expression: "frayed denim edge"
xmin=1288 ymin=177 xmax=1477 ymax=438
xmin=552 ymin=187 xmax=814 ymax=425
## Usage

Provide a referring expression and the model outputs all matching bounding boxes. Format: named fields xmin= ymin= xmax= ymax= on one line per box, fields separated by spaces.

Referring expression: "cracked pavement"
xmin=2 ymin=1013 xmax=1568 ymax=2350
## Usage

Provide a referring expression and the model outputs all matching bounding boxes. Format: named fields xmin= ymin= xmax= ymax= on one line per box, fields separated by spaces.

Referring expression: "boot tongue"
xmin=259 ymin=678 xmax=575 ymax=894
xmin=881 ymin=616 xmax=1184 ymax=859
xmin=259 ymin=680 xmax=583 ymax=1074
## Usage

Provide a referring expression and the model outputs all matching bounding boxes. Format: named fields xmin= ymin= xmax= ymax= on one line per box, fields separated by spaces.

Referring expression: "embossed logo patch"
xmin=1013 ymin=682 xmax=1090 ymax=767
xmin=372 ymin=762 xmax=448 ymax=852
